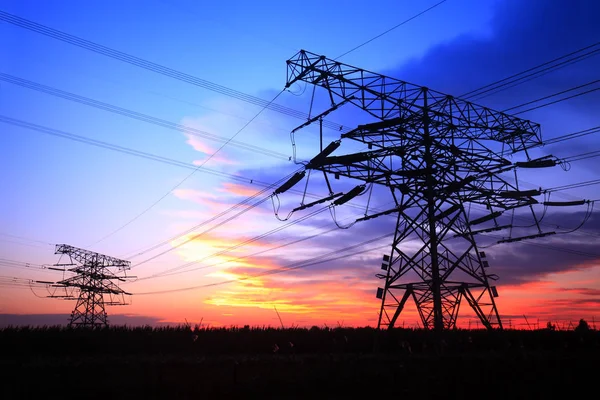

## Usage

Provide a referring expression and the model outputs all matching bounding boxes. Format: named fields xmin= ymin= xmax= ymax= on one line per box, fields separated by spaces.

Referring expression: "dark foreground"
xmin=1 ymin=325 xmax=597 ymax=398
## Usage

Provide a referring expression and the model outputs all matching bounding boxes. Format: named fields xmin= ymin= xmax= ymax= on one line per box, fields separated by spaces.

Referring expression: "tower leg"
xmin=376 ymin=205 xmax=502 ymax=331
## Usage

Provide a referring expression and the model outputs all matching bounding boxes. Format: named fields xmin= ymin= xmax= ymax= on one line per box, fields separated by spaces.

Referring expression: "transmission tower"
xmin=47 ymin=244 xmax=133 ymax=328
xmin=272 ymin=50 xmax=589 ymax=332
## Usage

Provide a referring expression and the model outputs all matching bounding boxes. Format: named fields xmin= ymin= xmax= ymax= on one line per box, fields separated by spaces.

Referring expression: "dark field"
xmin=1 ymin=325 xmax=598 ymax=399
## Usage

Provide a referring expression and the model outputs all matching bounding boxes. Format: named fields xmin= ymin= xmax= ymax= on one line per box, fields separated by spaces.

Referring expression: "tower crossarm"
xmin=286 ymin=50 xmax=542 ymax=152
xmin=55 ymin=244 xmax=131 ymax=270
xmin=54 ymin=281 xmax=127 ymax=295
xmin=307 ymin=137 xmax=543 ymax=212
xmin=60 ymin=268 xmax=122 ymax=282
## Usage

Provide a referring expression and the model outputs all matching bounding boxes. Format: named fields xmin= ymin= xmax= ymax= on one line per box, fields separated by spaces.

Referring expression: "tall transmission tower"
xmin=48 ymin=244 xmax=133 ymax=328
xmin=272 ymin=50 xmax=589 ymax=331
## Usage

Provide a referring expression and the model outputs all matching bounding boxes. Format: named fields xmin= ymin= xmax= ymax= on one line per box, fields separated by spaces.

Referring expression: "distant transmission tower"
xmin=272 ymin=50 xmax=589 ymax=331
xmin=48 ymin=244 xmax=133 ymax=328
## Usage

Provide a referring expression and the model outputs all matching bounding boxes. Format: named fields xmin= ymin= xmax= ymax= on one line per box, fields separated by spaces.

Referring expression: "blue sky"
xmin=1 ymin=0 xmax=599 ymax=328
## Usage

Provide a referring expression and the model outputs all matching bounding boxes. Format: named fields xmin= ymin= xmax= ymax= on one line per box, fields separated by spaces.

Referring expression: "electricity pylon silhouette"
xmin=49 ymin=244 xmax=133 ymax=328
xmin=273 ymin=50 xmax=587 ymax=331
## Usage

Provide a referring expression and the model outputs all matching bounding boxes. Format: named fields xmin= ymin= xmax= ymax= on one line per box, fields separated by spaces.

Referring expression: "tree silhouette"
xmin=575 ymin=319 xmax=590 ymax=333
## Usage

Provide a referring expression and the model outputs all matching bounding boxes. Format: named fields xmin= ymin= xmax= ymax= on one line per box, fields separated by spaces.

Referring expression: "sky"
xmin=1 ymin=0 xmax=599 ymax=329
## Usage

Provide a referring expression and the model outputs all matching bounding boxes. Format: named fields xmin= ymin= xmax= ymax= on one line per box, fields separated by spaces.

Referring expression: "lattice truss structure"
xmin=274 ymin=50 xmax=590 ymax=331
xmin=48 ymin=244 xmax=132 ymax=328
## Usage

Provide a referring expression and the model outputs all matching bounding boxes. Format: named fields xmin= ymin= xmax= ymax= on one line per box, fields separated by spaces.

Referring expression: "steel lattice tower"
xmin=49 ymin=244 xmax=132 ymax=328
xmin=279 ymin=50 xmax=564 ymax=331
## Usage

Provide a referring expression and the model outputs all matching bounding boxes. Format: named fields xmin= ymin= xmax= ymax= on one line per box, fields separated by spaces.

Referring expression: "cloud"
xmin=179 ymin=97 xmax=295 ymax=171
xmin=496 ymin=265 xmax=600 ymax=323
xmin=226 ymin=157 xmax=600 ymax=289
xmin=157 ymin=0 xmax=600 ymax=328
xmin=159 ymin=209 xmax=212 ymax=220
xmin=171 ymin=231 xmax=273 ymax=267
xmin=394 ymin=0 xmax=600 ymax=101
xmin=482 ymin=211 xmax=600 ymax=284
xmin=559 ymin=288 xmax=600 ymax=296
xmin=180 ymin=116 xmax=238 ymax=166
xmin=184 ymin=133 xmax=219 ymax=154
xmin=192 ymin=156 xmax=238 ymax=167
xmin=204 ymin=266 xmax=383 ymax=323
xmin=171 ymin=187 xmax=270 ymax=220
xmin=173 ymin=188 xmax=220 ymax=203
xmin=218 ymin=182 xmax=260 ymax=197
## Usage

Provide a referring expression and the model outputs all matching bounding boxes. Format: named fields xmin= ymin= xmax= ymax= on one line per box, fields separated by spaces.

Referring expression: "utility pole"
xmin=274 ymin=50 xmax=588 ymax=331
xmin=47 ymin=244 xmax=134 ymax=328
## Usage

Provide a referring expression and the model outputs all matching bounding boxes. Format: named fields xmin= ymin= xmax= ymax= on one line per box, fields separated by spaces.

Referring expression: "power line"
xmin=563 ymin=150 xmax=600 ymax=163
xmin=137 ymin=171 xmax=600 ymax=283
xmin=133 ymin=221 xmax=600 ymax=296
xmin=1 ymin=115 xmax=377 ymax=265
xmin=503 ymin=79 xmax=600 ymax=112
xmin=132 ymin=191 xmax=398 ymax=281
xmin=0 ymin=9 xmax=349 ymax=133
xmin=468 ymin=49 xmax=600 ymax=103
xmin=129 ymin=148 xmax=600 ymax=282
xmin=335 ymin=0 xmax=448 ymax=59
xmin=484 ymin=234 xmax=600 ymax=259
xmin=468 ymin=197 xmax=600 ymax=240
xmin=460 ymin=41 xmax=600 ymax=100
xmin=0 ymin=73 xmax=290 ymax=161
xmin=130 ymin=187 xmax=600 ymax=292
xmin=131 ymin=194 xmax=273 ymax=267
xmin=544 ymin=125 xmax=600 ymax=145
xmin=0 ymin=115 xmax=270 ymax=184
xmin=133 ymin=206 xmax=331 ymax=281
xmin=133 ymin=200 xmax=398 ymax=282
xmin=88 ymin=89 xmax=285 ymax=247
xmin=122 ymin=169 xmax=376 ymax=261
xmin=0 ymin=238 xmax=51 ymax=249
xmin=512 ymin=86 xmax=600 ymax=115
xmin=0 ymin=261 xmax=58 ymax=276
xmin=108 ymin=175 xmax=595 ymax=294
xmin=128 ymin=167 xmax=306 ymax=266
xmin=0 ymin=275 xmax=53 ymax=289
xmin=0 ymin=232 xmax=53 ymax=246
xmin=546 ymin=179 xmax=600 ymax=193
xmin=133 ymin=220 xmax=339 ymax=282
xmin=0 ymin=115 xmax=302 ymax=262
xmin=0 ymin=258 xmax=45 ymax=267
xmin=8 ymin=7 xmax=596 ymax=282
xmin=133 ymin=232 xmax=393 ymax=295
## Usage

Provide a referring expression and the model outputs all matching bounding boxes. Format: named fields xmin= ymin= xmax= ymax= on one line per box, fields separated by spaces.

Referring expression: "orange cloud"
xmin=488 ymin=263 xmax=600 ymax=327
xmin=202 ymin=264 xmax=383 ymax=326
xmin=191 ymin=257 xmax=600 ymax=329
xmin=218 ymin=182 xmax=259 ymax=197
xmin=167 ymin=232 xmax=278 ymax=276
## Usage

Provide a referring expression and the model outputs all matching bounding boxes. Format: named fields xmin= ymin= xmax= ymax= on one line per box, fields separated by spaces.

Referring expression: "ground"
xmin=1 ymin=326 xmax=596 ymax=398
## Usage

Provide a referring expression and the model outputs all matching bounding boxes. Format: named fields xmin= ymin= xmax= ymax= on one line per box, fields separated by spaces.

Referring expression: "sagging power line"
xmin=0 ymin=9 xmax=350 ymax=133
xmin=88 ymin=89 xmax=286 ymax=247
xmin=461 ymin=41 xmax=600 ymax=101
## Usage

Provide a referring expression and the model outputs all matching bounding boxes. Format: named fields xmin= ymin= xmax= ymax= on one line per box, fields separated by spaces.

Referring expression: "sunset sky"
xmin=1 ymin=0 xmax=599 ymax=329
